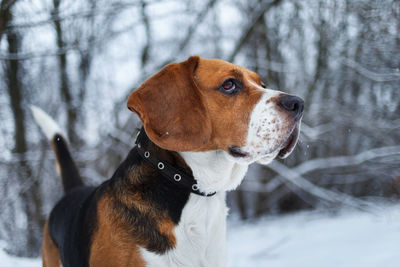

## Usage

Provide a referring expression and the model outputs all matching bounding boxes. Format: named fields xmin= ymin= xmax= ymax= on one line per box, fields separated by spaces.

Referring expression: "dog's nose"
xmin=279 ymin=95 xmax=304 ymax=121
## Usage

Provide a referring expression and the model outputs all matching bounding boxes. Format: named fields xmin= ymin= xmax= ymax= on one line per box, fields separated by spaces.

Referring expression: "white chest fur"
xmin=140 ymin=192 xmax=228 ymax=267
xmin=140 ymin=150 xmax=249 ymax=267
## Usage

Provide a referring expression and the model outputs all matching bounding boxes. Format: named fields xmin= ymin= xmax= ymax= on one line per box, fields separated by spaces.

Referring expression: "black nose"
xmin=279 ymin=95 xmax=304 ymax=121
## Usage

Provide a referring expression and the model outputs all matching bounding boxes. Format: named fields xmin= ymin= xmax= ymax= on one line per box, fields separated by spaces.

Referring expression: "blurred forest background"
xmin=0 ymin=0 xmax=399 ymax=258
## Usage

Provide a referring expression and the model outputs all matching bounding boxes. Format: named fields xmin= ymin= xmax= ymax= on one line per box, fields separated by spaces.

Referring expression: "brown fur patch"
xmin=194 ymin=58 xmax=264 ymax=150
xmin=50 ymin=140 xmax=61 ymax=175
xmin=89 ymin=196 xmax=146 ymax=267
xmin=90 ymin=158 xmax=181 ymax=266
xmin=114 ymin=161 xmax=178 ymax=251
xmin=127 ymin=56 xmax=265 ymax=153
xmin=42 ymin=220 xmax=61 ymax=267
xmin=157 ymin=219 xmax=176 ymax=247
xmin=127 ymin=56 xmax=211 ymax=152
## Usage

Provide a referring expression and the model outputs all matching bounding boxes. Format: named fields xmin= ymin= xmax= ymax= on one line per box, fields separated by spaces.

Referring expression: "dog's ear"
xmin=127 ymin=56 xmax=212 ymax=151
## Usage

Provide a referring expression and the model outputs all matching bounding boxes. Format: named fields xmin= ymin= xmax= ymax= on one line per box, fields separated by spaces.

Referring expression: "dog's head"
xmin=127 ymin=56 xmax=303 ymax=165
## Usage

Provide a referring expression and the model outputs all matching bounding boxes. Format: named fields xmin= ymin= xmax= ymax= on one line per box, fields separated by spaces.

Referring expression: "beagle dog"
xmin=33 ymin=56 xmax=304 ymax=267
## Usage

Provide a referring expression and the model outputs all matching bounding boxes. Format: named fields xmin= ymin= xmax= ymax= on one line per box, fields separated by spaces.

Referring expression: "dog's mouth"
xmin=228 ymin=123 xmax=300 ymax=161
xmin=277 ymin=124 xmax=300 ymax=159
xmin=229 ymin=146 xmax=249 ymax=158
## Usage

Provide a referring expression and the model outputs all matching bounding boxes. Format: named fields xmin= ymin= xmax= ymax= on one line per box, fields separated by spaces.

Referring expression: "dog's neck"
xmin=179 ymin=150 xmax=249 ymax=194
xmin=128 ymin=129 xmax=249 ymax=196
xmin=133 ymin=145 xmax=244 ymax=266
xmin=109 ymin=138 xmax=192 ymax=222
xmin=106 ymin=134 xmax=250 ymax=265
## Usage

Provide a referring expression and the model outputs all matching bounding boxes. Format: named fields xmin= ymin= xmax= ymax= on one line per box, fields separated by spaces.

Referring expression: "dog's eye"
xmin=220 ymin=79 xmax=240 ymax=94
xmin=261 ymin=82 xmax=266 ymax=88
xmin=222 ymin=80 xmax=235 ymax=91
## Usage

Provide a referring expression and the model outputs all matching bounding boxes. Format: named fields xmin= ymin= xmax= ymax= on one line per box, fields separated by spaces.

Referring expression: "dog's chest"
xmin=140 ymin=193 xmax=228 ymax=267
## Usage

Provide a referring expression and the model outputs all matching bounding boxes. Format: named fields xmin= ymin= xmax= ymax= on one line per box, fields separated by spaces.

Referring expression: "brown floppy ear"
xmin=127 ymin=56 xmax=212 ymax=151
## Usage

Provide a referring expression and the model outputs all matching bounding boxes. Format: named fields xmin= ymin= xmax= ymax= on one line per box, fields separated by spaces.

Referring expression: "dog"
xmin=32 ymin=56 xmax=304 ymax=267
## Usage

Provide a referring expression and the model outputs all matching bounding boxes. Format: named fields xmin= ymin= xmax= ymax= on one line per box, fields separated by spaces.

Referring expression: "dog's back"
xmin=49 ymin=186 xmax=96 ymax=266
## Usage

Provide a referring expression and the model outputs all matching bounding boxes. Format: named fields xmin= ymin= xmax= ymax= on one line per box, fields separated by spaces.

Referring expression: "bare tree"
xmin=0 ymin=0 xmax=399 ymax=257
xmin=3 ymin=10 xmax=44 ymax=255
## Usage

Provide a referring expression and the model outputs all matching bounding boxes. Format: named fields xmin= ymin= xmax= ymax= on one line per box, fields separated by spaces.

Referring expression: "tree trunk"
xmin=0 ymin=0 xmax=17 ymax=41
xmin=5 ymin=23 xmax=43 ymax=257
xmin=52 ymin=0 xmax=80 ymax=146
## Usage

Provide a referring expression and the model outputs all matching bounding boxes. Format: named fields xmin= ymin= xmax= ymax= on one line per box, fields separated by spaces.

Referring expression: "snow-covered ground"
xmin=228 ymin=204 xmax=400 ymax=267
xmin=1 ymin=204 xmax=399 ymax=266
xmin=0 ymin=242 xmax=41 ymax=267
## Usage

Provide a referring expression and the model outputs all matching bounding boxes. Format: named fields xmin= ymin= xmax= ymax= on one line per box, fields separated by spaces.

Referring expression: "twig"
xmin=340 ymin=57 xmax=400 ymax=82
xmin=228 ymin=0 xmax=282 ymax=62
xmin=300 ymin=123 xmax=337 ymax=140
xmin=5 ymin=0 xmax=166 ymax=29
xmin=266 ymin=160 xmax=372 ymax=209
xmin=157 ymin=0 xmax=219 ymax=67
xmin=293 ymin=145 xmax=400 ymax=175
xmin=300 ymin=118 xmax=400 ymax=141
xmin=249 ymin=145 xmax=400 ymax=207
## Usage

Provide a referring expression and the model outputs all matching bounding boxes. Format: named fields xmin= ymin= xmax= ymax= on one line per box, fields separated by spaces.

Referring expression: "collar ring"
xmin=192 ymin=184 xmax=199 ymax=191
xmin=157 ymin=162 xmax=165 ymax=170
xmin=174 ymin=174 xmax=182 ymax=181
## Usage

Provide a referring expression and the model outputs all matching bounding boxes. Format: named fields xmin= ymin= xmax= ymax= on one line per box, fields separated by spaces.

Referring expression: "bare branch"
xmin=228 ymin=0 xmax=282 ymax=62
xmin=140 ymin=0 xmax=151 ymax=67
xmin=176 ymin=0 xmax=218 ymax=53
xmin=5 ymin=1 xmax=165 ymax=29
xmin=293 ymin=145 xmax=400 ymax=175
xmin=340 ymin=57 xmax=400 ymax=82
xmin=301 ymin=118 xmax=400 ymax=141
xmin=0 ymin=0 xmax=18 ymax=41
xmin=157 ymin=0 xmax=219 ymax=67
xmin=266 ymin=161 xmax=372 ymax=209
xmin=300 ymin=123 xmax=337 ymax=140
xmin=243 ymin=145 xmax=400 ymax=206
xmin=0 ymin=44 xmax=79 ymax=60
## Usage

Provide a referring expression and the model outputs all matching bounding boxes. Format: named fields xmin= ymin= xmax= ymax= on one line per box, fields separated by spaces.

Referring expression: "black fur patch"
xmin=49 ymin=130 xmax=192 ymax=265
xmin=109 ymin=140 xmax=191 ymax=253
xmin=52 ymin=134 xmax=83 ymax=193
xmin=49 ymin=186 xmax=97 ymax=267
xmin=111 ymin=130 xmax=191 ymax=225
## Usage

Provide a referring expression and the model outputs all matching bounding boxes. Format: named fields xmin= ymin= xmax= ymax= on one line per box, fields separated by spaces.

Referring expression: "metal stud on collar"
xmin=174 ymin=174 xmax=182 ymax=182
xmin=135 ymin=129 xmax=216 ymax=197
xmin=192 ymin=184 xmax=199 ymax=191
xmin=157 ymin=162 xmax=165 ymax=170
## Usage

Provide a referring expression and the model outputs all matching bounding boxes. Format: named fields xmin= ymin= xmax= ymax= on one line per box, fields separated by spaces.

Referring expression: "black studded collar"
xmin=135 ymin=130 xmax=216 ymax=197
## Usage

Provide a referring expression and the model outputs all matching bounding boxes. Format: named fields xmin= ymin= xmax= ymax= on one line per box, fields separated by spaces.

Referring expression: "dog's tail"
xmin=31 ymin=105 xmax=83 ymax=193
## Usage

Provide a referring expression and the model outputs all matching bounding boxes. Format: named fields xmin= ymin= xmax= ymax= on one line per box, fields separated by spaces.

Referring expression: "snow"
xmin=228 ymin=204 xmax=400 ymax=267
xmin=1 ymin=204 xmax=400 ymax=266
xmin=0 ymin=242 xmax=41 ymax=267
